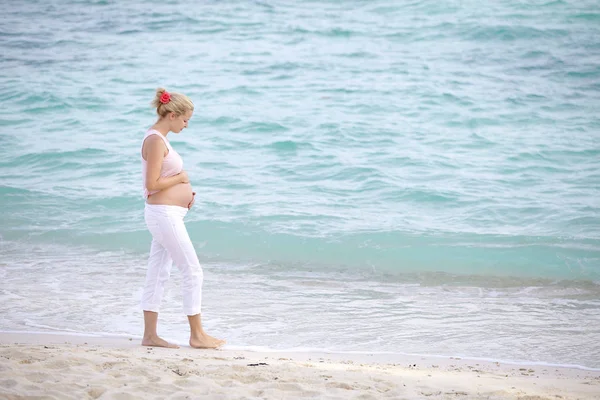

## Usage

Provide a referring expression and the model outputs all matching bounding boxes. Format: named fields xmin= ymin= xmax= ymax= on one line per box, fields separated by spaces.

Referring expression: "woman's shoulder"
xmin=142 ymin=131 xmax=169 ymax=151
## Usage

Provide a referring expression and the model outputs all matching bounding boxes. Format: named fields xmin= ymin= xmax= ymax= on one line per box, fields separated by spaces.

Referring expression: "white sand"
xmin=0 ymin=332 xmax=598 ymax=399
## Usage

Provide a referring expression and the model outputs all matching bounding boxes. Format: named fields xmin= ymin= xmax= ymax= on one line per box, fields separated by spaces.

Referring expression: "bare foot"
xmin=142 ymin=335 xmax=180 ymax=349
xmin=189 ymin=333 xmax=226 ymax=349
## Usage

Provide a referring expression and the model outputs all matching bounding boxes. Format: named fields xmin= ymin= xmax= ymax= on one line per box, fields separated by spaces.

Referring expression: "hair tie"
xmin=159 ymin=91 xmax=171 ymax=104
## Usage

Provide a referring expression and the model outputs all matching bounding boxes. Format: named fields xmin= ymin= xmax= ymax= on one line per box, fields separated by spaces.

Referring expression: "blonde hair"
xmin=151 ymin=87 xmax=194 ymax=117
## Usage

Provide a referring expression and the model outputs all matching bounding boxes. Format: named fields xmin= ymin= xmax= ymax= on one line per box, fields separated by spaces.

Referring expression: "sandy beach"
xmin=0 ymin=332 xmax=598 ymax=399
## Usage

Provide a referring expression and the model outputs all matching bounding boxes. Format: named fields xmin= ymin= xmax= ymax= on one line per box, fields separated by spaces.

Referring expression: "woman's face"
xmin=171 ymin=110 xmax=193 ymax=133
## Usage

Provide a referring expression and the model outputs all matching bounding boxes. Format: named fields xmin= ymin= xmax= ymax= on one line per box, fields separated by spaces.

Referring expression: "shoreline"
xmin=3 ymin=330 xmax=599 ymax=372
xmin=1 ymin=332 xmax=599 ymax=399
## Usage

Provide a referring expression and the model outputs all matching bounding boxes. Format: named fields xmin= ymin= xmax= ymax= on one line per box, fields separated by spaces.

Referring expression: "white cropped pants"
xmin=141 ymin=204 xmax=203 ymax=316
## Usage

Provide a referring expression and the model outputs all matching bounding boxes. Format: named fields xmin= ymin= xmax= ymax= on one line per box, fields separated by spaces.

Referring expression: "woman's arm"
xmin=144 ymin=135 xmax=188 ymax=191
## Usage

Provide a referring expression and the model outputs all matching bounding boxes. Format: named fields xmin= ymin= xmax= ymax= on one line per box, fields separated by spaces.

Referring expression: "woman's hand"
xmin=188 ymin=192 xmax=196 ymax=210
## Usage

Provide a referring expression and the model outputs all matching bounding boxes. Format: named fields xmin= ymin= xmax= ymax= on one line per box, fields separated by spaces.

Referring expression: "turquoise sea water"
xmin=1 ymin=1 xmax=600 ymax=368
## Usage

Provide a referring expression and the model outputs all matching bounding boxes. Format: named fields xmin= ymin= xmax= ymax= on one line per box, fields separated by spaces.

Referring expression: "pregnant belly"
xmin=146 ymin=182 xmax=194 ymax=208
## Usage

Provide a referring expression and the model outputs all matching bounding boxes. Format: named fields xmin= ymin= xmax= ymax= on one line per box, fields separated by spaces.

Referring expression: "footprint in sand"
xmin=87 ymin=387 xmax=106 ymax=399
xmin=25 ymin=372 xmax=52 ymax=383
xmin=0 ymin=379 xmax=18 ymax=389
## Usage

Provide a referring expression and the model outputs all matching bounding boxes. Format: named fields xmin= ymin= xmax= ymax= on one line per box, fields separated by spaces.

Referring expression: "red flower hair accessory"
xmin=159 ymin=91 xmax=171 ymax=104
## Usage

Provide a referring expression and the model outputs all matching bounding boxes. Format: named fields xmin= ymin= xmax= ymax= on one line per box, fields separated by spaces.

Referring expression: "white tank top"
xmin=141 ymin=129 xmax=183 ymax=198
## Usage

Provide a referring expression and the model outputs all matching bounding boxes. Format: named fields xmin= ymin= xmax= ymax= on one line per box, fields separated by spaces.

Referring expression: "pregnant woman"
xmin=140 ymin=88 xmax=225 ymax=349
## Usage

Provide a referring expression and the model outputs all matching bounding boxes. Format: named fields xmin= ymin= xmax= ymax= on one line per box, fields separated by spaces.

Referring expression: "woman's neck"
xmin=151 ymin=120 xmax=170 ymax=136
